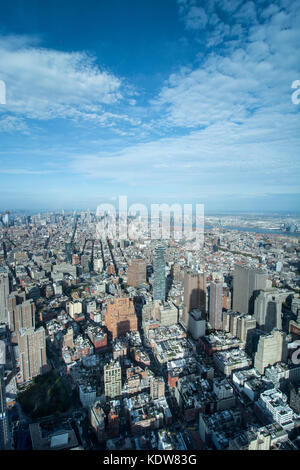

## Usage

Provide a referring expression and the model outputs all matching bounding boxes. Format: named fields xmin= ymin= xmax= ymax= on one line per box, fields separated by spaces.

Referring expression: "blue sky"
xmin=0 ymin=0 xmax=299 ymax=211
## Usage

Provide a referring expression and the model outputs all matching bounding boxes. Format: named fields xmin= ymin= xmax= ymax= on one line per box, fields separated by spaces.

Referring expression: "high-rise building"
xmin=18 ymin=327 xmax=47 ymax=383
xmin=104 ymin=360 xmax=122 ymax=398
xmin=105 ymin=296 xmax=137 ymax=339
xmin=233 ymin=265 xmax=267 ymax=315
xmin=8 ymin=293 xmax=17 ymax=331
xmin=188 ymin=309 xmax=206 ymax=339
xmin=0 ymin=274 xmax=9 ymax=325
xmin=10 ymin=299 xmax=35 ymax=332
xmin=209 ymin=281 xmax=223 ymax=330
xmin=127 ymin=258 xmax=146 ymax=288
xmin=254 ymin=330 xmax=285 ymax=375
xmin=153 ymin=246 xmax=166 ymax=302
xmin=65 ymin=242 xmax=72 ymax=263
xmin=0 ymin=366 xmax=11 ymax=449
xmin=236 ymin=315 xmax=256 ymax=343
xmin=183 ymin=270 xmax=206 ymax=328
xmin=254 ymin=290 xmax=285 ymax=332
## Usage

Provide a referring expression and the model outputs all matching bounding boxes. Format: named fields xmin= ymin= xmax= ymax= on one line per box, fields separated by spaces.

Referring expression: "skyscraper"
xmin=209 ymin=281 xmax=223 ymax=330
xmin=18 ymin=327 xmax=47 ymax=383
xmin=233 ymin=265 xmax=267 ymax=315
xmin=104 ymin=360 xmax=122 ymax=398
xmin=0 ymin=274 xmax=9 ymax=325
xmin=254 ymin=330 xmax=285 ymax=374
xmin=254 ymin=290 xmax=285 ymax=332
xmin=183 ymin=270 xmax=206 ymax=327
xmin=0 ymin=366 xmax=11 ymax=449
xmin=9 ymin=299 xmax=35 ymax=333
xmin=153 ymin=246 xmax=166 ymax=302
xmin=65 ymin=242 xmax=72 ymax=263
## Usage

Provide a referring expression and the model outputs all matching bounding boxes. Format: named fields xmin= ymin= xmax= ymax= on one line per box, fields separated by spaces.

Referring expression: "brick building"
xmin=127 ymin=258 xmax=146 ymax=288
xmin=105 ymin=297 xmax=138 ymax=339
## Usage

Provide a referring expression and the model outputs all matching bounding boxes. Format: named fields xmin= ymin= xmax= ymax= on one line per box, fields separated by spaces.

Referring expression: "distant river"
xmin=204 ymin=225 xmax=300 ymax=237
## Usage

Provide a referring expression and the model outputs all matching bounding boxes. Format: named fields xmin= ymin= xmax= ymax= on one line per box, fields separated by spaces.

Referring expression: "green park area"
xmin=17 ymin=370 xmax=70 ymax=419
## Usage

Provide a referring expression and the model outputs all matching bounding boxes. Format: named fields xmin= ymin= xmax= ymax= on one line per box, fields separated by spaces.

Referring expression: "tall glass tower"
xmin=153 ymin=245 xmax=166 ymax=302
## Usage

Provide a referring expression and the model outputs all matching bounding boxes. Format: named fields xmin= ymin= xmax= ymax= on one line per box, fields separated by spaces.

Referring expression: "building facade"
xmin=18 ymin=327 xmax=47 ymax=383
xmin=153 ymin=246 xmax=166 ymax=302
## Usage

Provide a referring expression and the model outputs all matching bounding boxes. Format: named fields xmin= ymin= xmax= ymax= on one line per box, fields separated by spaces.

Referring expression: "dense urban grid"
xmin=0 ymin=210 xmax=300 ymax=451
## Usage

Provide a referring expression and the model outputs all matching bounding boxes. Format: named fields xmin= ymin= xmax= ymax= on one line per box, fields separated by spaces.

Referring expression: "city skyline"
xmin=0 ymin=0 xmax=299 ymax=211
xmin=1 ymin=203 xmax=300 ymax=451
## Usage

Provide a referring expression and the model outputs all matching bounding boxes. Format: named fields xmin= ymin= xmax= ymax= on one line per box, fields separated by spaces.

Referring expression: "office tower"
xmin=127 ymin=258 xmax=146 ymax=288
xmin=233 ymin=265 xmax=267 ymax=315
xmin=254 ymin=330 xmax=285 ymax=375
xmin=10 ymin=300 xmax=35 ymax=333
xmin=0 ymin=274 xmax=9 ymax=324
xmin=236 ymin=315 xmax=256 ymax=343
xmin=254 ymin=290 xmax=284 ymax=332
xmin=105 ymin=297 xmax=137 ymax=339
xmin=153 ymin=246 xmax=166 ymax=302
xmin=237 ymin=314 xmax=256 ymax=353
xmin=183 ymin=270 xmax=206 ymax=328
xmin=209 ymin=281 xmax=223 ymax=330
xmin=104 ymin=360 xmax=122 ymax=398
xmin=0 ymin=366 xmax=11 ymax=449
xmin=18 ymin=327 xmax=47 ymax=383
xmin=188 ymin=309 xmax=206 ymax=339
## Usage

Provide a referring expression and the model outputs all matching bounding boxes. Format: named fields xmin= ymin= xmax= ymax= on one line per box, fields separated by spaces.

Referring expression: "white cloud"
xmin=0 ymin=35 xmax=131 ymax=130
xmin=154 ymin=0 xmax=300 ymax=133
xmin=184 ymin=6 xmax=208 ymax=29
xmin=69 ymin=0 xmax=300 ymax=200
